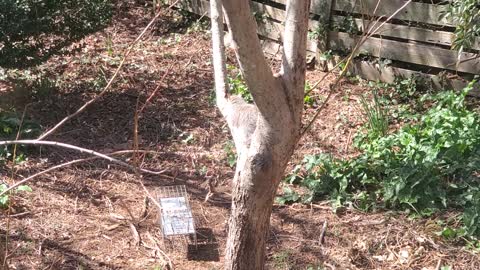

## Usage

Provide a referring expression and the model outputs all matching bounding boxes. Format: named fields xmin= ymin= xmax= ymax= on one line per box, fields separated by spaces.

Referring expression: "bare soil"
xmin=1 ymin=3 xmax=479 ymax=270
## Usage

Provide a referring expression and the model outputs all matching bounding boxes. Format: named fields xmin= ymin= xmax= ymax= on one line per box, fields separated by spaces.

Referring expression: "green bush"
xmin=0 ymin=0 xmax=113 ymax=68
xmin=281 ymin=82 xmax=480 ymax=237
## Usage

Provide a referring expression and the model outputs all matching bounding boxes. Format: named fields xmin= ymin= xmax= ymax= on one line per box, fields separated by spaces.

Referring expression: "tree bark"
xmin=210 ymin=0 xmax=311 ymax=269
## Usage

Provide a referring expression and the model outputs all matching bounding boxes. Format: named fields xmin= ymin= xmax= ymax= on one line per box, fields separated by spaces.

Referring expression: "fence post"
xmin=311 ymin=0 xmax=334 ymax=71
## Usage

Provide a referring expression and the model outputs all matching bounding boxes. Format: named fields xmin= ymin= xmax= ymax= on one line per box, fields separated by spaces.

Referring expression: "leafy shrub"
xmin=441 ymin=0 xmax=480 ymax=54
xmin=281 ymin=82 xmax=480 ymax=237
xmin=0 ymin=0 xmax=113 ymax=68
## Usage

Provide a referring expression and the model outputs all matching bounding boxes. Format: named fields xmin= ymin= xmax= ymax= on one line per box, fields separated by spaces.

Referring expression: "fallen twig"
xmin=1 ymin=149 xmax=161 ymax=198
xmin=319 ymin=220 xmax=327 ymax=245
xmin=145 ymin=232 xmax=174 ymax=270
xmin=435 ymin=258 xmax=442 ymax=270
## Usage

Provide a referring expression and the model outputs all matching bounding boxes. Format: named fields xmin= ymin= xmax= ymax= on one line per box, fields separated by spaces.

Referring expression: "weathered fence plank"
xmin=330 ymin=32 xmax=480 ymax=74
xmin=331 ymin=16 xmax=480 ymax=51
xmin=333 ymin=0 xmax=453 ymax=26
xmin=260 ymin=38 xmax=480 ymax=96
xmin=256 ymin=17 xmax=480 ymax=74
xmin=267 ymin=0 xmax=453 ymax=26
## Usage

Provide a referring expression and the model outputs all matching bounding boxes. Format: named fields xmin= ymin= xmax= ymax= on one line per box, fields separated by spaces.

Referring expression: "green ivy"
xmin=281 ymin=82 xmax=480 ymax=237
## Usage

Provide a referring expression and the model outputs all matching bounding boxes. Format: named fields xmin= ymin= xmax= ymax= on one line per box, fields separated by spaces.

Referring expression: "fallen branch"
xmin=0 ymin=140 xmax=166 ymax=197
xmin=0 ymin=150 xmax=163 ymax=198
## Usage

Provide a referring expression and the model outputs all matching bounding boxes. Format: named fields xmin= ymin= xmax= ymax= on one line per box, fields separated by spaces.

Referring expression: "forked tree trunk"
xmin=210 ymin=0 xmax=311 ymax=269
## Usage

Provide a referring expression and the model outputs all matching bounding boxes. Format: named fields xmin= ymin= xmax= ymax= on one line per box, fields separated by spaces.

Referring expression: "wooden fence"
xmin=177 ymin=0 xmax=480 ymax=94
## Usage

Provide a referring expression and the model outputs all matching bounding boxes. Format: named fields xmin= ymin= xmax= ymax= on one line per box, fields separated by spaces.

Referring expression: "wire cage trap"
xmin=157 ymin=185 xmax=197 ymax=248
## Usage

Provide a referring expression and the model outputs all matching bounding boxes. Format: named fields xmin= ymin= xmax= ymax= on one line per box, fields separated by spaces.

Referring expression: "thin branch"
xmin=139 ymin=63 xmax=175 ymax=114
xmin=0 ymin=140 xmax=166 ymax=176
xmin=319 ymin=220 xmax=327 ymax=245
xmin=37 ymin=0 xmax=181 ymax=140
xmin=210 ymin=0 xmax=230 ymax=117
xmin=0 ymin=150 xmax=162 ymax=198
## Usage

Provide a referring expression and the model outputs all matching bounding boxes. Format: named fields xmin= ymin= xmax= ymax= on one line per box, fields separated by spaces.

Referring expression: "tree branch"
xmin=281 ymin=0 xmax=310 ymax=92
xmin=222 ymin=0 xmax=281 ymax=117
xmin=0 ymin=140 xmax=166 ymax=175
xmin=210 ymin=0 xmax=230 ymax=117
xmin=280 ymin=0 xmax=311 ymax=124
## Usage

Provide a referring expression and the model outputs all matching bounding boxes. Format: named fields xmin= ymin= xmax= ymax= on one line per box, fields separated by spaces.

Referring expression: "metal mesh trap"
xmin=157 ymin=185 xmax=196 ymax=247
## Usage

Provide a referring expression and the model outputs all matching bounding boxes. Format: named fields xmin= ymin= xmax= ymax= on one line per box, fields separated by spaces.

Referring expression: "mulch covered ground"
xmin=1 ymin=2 xmax=479 ymax=269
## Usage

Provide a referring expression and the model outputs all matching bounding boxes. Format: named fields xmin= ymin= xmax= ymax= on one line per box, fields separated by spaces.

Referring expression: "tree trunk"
xmin=225 ymin=148 xmax=287 ymax=270
xmin=209 ymin=0 xmax=311 ymax=269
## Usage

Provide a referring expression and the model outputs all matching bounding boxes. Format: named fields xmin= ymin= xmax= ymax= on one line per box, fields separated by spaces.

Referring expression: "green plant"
xmin=275 ymin=186 xmax=300 ymax=205
xmin=253 ymin=11 xmax=268 ymax=24
xmin=367 ymin=76 xmax=432 ymax=125
xmin=284 ymin=82 xmax=480 ymax=237
xmin=0 ymin=0 xmax=113 ymax=68
xmin=332 ymin=15 xmax=359 ymax=35
xmin=0 ymin=112 xmax=41 ymax=163
xmin=223 ymin=140 xmax=237 ymax=168
xmin=308 ymin=24 xmax=327 ymax=40
xmin=105 ymin=33 xmax=114 ymax=56
xmin=272 ymin=250 xmax=293 ymax=269
xmin=359 ymin=90 xmax=388 ymax=140
xmin=318 ymin=50 xmax=333 ymax=62
xmin=0 ymin=183 xmax=32 ymax=208
xmin=441 ymin=0 xmax=480 ymax=55
xmin=304 ymin=81 xmax=315 ymax=106
xmin=227 ymin=66 xmax=253 ymax=103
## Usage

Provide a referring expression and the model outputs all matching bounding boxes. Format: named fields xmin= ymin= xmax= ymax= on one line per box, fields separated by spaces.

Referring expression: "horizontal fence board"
xmin=333 ymin=0 xmax=452 ymax=26
xmin=331 ymin=57 xmax=480 ymax=97
xmin=250 ymin=1 xmax=286 ymax=21
xmin=176 ymin=0 xmax=210 ymax=16
xmin=267 ymin=0 xmax=453 ymax=26
xmin=261 ymin=38 xmax=480 ymax=97
xmin=251 ymin=2 xmax=480 ymax=52
xmin=331 ymin=16 xmax=480 ymax=51
xmin=329 ymin=32 xmax=480 ymax=74
xmin=257 ymin=19 xmax=480 ymax=74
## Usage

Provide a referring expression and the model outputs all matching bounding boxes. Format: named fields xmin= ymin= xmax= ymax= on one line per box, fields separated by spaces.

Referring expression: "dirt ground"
xmin=1 ymin=3 xmax=479 ymax=270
